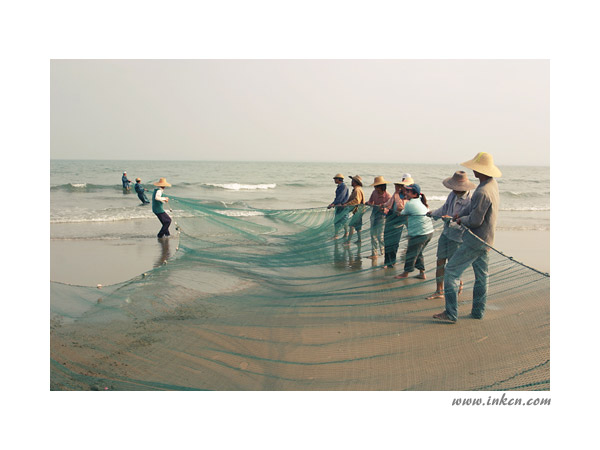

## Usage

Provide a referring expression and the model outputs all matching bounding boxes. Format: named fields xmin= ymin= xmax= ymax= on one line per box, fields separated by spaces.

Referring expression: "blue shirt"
xmin=332 ymin=183 xmax=350 ymax=205
xmin=401 ymin=198 xmax=434 ymax=237
xmin=122 ymin=175 xmax=130 ymax=188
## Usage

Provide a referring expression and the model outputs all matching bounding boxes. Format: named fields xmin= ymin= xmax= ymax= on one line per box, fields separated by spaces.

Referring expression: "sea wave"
xmin=51 ymin=183 xmax=126 ymax=192
xmin=500 ymin=206 xmax=550 ymax=211
xmin=215 ymin=210 xmax=266 ymax=217
xmin=50 ymin=208 xmax=193 ymax=224
xmin=501 ymin=191 xmax=549 ymax=198
xmin=201 ymin=183 xmax=277 ymax=191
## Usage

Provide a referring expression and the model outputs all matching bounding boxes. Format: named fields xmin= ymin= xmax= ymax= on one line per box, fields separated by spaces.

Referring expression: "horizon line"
xmin=49 ymin=158 xmax=550 ymax=167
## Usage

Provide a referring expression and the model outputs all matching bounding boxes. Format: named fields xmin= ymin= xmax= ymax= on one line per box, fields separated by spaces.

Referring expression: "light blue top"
xmin=401 ymin=198 xmax=434 ymax=237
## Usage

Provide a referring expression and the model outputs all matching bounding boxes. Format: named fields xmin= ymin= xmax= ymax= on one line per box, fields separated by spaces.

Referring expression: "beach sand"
xmin=494 ymin=230 xmax=550 ymax=274
xmin=50 ymin=225 xmax=550 ymax=391
xmin=51 ymin=219 xmax=180 ymax=286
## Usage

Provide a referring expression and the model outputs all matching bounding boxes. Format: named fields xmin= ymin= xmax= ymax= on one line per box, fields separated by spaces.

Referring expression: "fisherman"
xmin=327 ymin=173 xmax=350 ymax=239
xmin=433 ymin=152 xmax=501 ymax=323
xmin=152 ymin=177 xmax=172 ymax=238
xmin=426 ymin=171 xmax=474 ymax=299
xmin=342 ymin=175 xmax=365 ymax=246
xmin=381 ymin=175 xmax=413 ymax=268
xmin=395 ymin=184 xmax=434 ymax=279
xmin=134 ymin=178 xmax=150 ymax=204
xmin=366 ymin=176 xmax=391 ymax=259
xmin=122 ymin=171 xmax=132 ymax=190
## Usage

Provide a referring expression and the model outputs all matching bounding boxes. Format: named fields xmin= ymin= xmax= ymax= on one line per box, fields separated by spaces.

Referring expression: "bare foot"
xmin=426 ymin=291 xmax=444 ymax=299
xmin=366 ymin=254 xmax=377 ymax=260
xmin=394 ymin=272 xmax=409 ymax=279
xmin=415 ymin=272 xmax=426 ymax=280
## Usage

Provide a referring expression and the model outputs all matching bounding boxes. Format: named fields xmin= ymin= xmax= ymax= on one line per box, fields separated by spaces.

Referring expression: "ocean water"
xmin=51 ymin=160 xmax=549 ymax=233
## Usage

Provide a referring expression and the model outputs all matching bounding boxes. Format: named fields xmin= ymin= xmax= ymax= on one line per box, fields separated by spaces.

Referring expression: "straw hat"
xmin=333 ymin=173 xmax=345 ymax=180
xmin=442 ymin=171 xmax=476 ymax=191
xmin=369 ymin=176 xmax=389 ymax=186
xmin=395 ymin=176 xmax=415 ymax=186
xmin=153 ymin=177 xmax=172 ymax=187
xmin=349 ymin=175 xmax=363 ymax=186
xmin=461 ymin=152 xmax=502 ymax=178
xmin=135 ymin=177 xmax=141 ymax=182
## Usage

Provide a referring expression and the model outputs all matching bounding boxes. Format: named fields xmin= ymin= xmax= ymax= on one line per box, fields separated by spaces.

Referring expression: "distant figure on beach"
xmin=134 ymin=178 xmax=150 ymax=204
xmin=395 ymin=183 xmax=433 ymax=280
xmin=433 ymin=152 xmax=501 ymax=323
xmin=366 ymin=176 xmax=391 ymax=259
xmin=426 ymin=171 xmax=474 ymax=299
xmin=152 ymin=177 xmax=172 ymax=238
xmin=381 ymin=176 xmax=413 ymax=268
xmin=342 ymin=175 xmax=365 ymax=246
xmin=122 ymin=171 xmax=131 ymax=190
xmin=327 ymin=173 xmax=350 ymax=240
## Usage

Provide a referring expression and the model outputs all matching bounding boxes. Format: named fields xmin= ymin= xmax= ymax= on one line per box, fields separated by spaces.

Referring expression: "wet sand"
xmin=50 ymin=223 xmax=550 ymax=391
xmin=51 ymin=222 xmax=549 ymax=287
xmin=50 ymin=219 xmax=180 ymax=286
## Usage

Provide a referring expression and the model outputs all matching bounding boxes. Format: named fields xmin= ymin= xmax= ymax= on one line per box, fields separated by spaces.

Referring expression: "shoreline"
xmin=51 ymin=221 xmax=550 ymax=287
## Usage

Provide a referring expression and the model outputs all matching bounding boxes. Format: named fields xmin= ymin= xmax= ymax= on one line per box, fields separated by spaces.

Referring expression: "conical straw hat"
xmin=349 ymin=175 xmax=363 ymax=186
xmin=395 ymin=176 xmax=414 ymax=186
xmin=461 ymin=152 xmax=502 ymax=178
xmin=369 ymin=176 xmax=389 ymax=186
xmin=153 ymin=177 xmax=172 ymax=187
xmin=442 ymin=171 xmax=476 ymax=191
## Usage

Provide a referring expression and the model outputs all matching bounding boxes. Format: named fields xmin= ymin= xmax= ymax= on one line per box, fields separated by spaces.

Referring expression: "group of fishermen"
xmin=122 ymin=171 xmax=173 ymax=239
xmin=328 ymin=151 xmax=502 ymax=324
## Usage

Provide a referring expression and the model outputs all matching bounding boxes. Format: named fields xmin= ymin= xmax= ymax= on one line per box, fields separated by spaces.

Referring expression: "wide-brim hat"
xmin=349 ymin=175 xmax=363 ymax=186
xmin=442 ymin=171 xmax=476 ymax=191
xmin=394 ymin=176 xmax=415 ymax=186
xmin=153 ymin=177 xmax=172 ymax=187
xmin=333 ymin=173 xmax=344 ymax=180
xmin=369 ymin=175 xmax=389 ymax=186
xmin=461 ymin=152 xmax=502 ymax=178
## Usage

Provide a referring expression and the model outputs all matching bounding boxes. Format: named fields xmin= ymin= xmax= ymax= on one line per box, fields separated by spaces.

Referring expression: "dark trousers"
xmin=403 ymin=232 xmax=433 ymax=272
xmin=155 ymin=212 xmax=172 ymax=237
xmin=137 ymin=192 xmax=149 ymax=203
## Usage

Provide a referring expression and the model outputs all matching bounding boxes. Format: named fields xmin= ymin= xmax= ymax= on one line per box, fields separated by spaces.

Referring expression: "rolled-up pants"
xmin=155 ymin=212 xmax=172 ymax=238
xmin=443 ymin=242 xmax=490 ymax=321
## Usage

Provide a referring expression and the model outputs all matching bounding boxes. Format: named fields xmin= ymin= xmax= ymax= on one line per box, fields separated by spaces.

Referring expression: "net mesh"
xmin=50 ymin=198 xmax=550 ymax=391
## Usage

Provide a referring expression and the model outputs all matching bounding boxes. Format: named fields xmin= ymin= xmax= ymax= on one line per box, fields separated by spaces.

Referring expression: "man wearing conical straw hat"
xmin=327 ymin=173 xmax=350 ymax=239
xmin=366 ymin=176 xmax=392 ymax=259
xmin=379 ymin=175 xmax=413 ymax=268
xmin=342 ymin=175 xmax=365 ymax=246
xmin=433 ymin=152 xmax=501 ymax=323
xmin=426 ymin=171 xmax=475 ymax=299
xmin=152 ymin=177 xmax=172 ymax=238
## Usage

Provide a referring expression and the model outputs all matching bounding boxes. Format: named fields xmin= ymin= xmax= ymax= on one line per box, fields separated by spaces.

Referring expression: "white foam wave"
xmin=203 ymin=183 xmax=277 ymax=191
xmin=500 ymin=207 xmax=550 ymax=211
xmin=215 ymin=210 xmax=266 ymax=217
xmin=70 ymin=183 xmax=87 ymax=188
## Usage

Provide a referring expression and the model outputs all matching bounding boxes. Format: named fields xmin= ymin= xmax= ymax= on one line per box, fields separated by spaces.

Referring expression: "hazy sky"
xmin=51 ymin=59 xmax=549 ymax=165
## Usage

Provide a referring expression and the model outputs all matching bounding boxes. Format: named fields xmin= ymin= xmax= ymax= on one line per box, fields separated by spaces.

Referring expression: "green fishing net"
xmin=50 ymin=199 xmax=549 ymax=391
